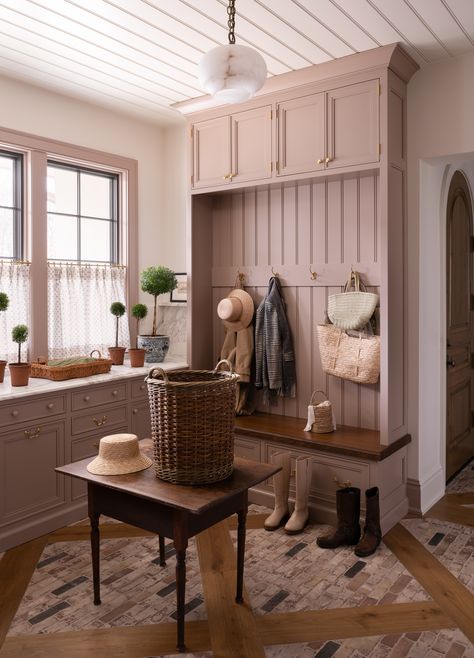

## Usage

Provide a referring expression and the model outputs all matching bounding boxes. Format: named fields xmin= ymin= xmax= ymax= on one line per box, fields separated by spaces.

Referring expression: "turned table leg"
xmin=88 ymin=485 xmax=101 ymax=606
xmin=236 ymin=496 xmax=248 ymax=604
xmin=159 ymin=535 xmax=166 ymax=567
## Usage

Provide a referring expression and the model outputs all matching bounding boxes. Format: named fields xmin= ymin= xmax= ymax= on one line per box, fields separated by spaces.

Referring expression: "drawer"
xmin=131 ymin=378 xmax=148 ymax=399
xmin=0 ymin=395 xmax=66 ymax=429
xmin=234 ymin=436 xmax=261 ymax=462
xmin=71 ymin=383 xmax=127 ymax=411
xmin=71 ymin=403 xmax=128 ymax=436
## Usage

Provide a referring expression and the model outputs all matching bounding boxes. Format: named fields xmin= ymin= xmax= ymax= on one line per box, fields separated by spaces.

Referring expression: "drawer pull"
xmin=11 ymin=410 xmax=19 ymax=417
xmin=46 ymin=403 xmax=54 ymax=410
xmin=112 ymin=390 xmax=118 ymax=396
xmin=325 ymin=157 xmax=333 ymax=164
xmin=24 ymin=427 xmax=41 ymax=439
xmin=92 ymin=415 xmax=108 ymax=427
xmin=132 ymin=408 xmax=138 ymax=415
xmin=317 ymin=158 xmax=324 ymax=164
xmin=83 ymin=395 xmax=91 ymax=402
xmin=93 ymin=442 xmax=100 ymax=449
xmin=140 ymin=384 xmax=145 ymax=391
xmin=333 ymin=476 xmax=352 ymax=488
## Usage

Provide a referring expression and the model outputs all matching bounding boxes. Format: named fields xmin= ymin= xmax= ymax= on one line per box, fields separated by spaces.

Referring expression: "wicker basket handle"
xmin=90 ymin=350 xmax=102 ymax=359
xmin=310 ymin=390 xmax=328 ymax=406
xmin=146 ymin=367 xmax=168 ymax=383
xmin=213 ymin=359 xmax=234 ymax=374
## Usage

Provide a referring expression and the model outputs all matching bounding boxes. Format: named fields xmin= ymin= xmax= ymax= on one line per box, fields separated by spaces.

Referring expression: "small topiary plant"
xmin=140 ymin=266 xmax=177 ymax=336
xmin=110 ymin=301 xmax=126 ymax=348
xmin=0 ymin=292 xmax=9 ymax=313
xmin=131 ymin=303 xmax=148 ymax=348
xmin=12 ymin=324 xmax=28 ymax=364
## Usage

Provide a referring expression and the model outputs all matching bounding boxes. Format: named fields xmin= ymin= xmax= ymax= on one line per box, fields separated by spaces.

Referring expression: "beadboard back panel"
xmin=209 ymin=173 xmax=381 ymax=429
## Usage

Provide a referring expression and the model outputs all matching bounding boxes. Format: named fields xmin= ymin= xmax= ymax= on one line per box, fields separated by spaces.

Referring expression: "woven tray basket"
xmin=30 ymin=350 xmax=112 ymax=381
xmin=146 ymin=360 xmax=239 ymax=485
xmin=309 ymin=390 xmax=335 ymax=433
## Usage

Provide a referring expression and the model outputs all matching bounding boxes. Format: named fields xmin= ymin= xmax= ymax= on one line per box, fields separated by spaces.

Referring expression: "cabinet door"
xmin=192 ymin=116 xmax=231 ymax=188
xmin=0 ymin=421 xmax=65 ymax=527
xmin=326 ymin=80 xmax=379 ymax=169
xmin=231 ymin=106 xmax=272 ymax=183
xmin=131 ymin=401 xmax=152 ymax=440
xmin=277 ymin=93 xmax=325 ymax=176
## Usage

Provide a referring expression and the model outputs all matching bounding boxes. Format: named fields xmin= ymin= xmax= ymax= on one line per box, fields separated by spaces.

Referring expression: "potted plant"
xmin=108 ymin=301 xmax=127 ymax=365
xmin=9 ymin=324 xmax=30 ymax=386
xmin=138 ymin=266 xmax=177 ymax=363
xmin=0 ymin=292 xmax=9 ymax=383
xmin=129 ymin=303 xmax=148 ymax=367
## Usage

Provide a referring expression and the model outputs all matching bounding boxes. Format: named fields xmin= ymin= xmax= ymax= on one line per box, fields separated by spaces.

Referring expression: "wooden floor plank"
xmin=196 ymin=522 xmax=266 ymax=658
xmin=426 ymin=493 xmax=474 ymax=527
xmin=256 ymin=601 xmax=454 ymax=644
xmin=384 ymin=523 xmax=474 ymax=642
xmin=0 ymin=537 xmax=48 ymax=650
xmin=47 ymin=523 xmax=154 ymax=543
xmin=0 ymin=620 xmax=211 ymax=658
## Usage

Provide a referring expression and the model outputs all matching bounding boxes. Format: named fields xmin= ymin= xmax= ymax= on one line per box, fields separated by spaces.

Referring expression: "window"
xmin=47 ymin=163 xmax=118 ymax=263
xmin=0 ymin=151 xmax=22 ymax=259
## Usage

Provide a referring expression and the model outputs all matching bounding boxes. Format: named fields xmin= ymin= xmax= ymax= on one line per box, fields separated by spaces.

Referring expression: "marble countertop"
xmin=0 ymin=357 xmax=188 ymax=402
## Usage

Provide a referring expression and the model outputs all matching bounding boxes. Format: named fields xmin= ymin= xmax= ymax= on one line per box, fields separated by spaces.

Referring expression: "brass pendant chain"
xmin=227 ymin=0 xmax=236 ymax=44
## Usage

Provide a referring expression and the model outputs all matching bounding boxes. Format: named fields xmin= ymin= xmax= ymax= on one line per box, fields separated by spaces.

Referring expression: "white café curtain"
xmin=0 ymin=261 xmax=30 ymax=362
xmin=48 ymin=262 xmax=130 ymax=359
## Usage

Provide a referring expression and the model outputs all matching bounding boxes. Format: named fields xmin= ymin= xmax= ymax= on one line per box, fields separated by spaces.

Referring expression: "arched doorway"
xmin=446 ymin=170 xmax=474 ymax=480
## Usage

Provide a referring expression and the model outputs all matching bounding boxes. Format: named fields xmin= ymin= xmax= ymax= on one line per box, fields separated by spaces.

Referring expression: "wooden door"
xmin=231 ymin=106 xmax=272 ymax=184
xmin=326 ymin=79 xmax=379 ymax=169
xmin=276 ymin=92 xmax=325 ymax=176
xmin=192 ymin=116 xmax=231 ymax=189
xmin=446 ymin=170 xmax=474 ymax=480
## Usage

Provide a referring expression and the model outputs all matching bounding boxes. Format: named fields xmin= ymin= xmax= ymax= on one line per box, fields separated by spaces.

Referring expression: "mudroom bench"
xmin=234 ymin=414 xmax=411 ymax=535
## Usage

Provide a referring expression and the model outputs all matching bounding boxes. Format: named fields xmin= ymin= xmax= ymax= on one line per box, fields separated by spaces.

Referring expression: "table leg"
xmin=236 ymin=496 xmax=248 ymax=604
xmin=174 ymin=522 xmax=188 ymax=653
xmin=90 ymin=511 xmax=101 ymax=605
xmin=159 ymin=535 xmax=166 ymax=567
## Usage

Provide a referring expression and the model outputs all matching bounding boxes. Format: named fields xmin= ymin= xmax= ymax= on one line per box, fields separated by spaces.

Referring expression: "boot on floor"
xmin=264 ymin=452 xmax=291 ymax=531
xmin=316 ymin=487 xmax=361 ymax=548
xmin=284 ymin=457 xmax=312 ymax=535
xmin=354 ymin=487 xmax=382 ymax=557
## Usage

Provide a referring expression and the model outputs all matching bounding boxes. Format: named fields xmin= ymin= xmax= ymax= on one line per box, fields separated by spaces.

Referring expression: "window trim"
xmin=0 ymin=126 xmax=138 ymax=359
xmin=0 ymin=149 xmax=24 ymax=260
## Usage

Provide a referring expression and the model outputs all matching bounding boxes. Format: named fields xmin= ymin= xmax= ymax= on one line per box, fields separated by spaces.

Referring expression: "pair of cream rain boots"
xmin=264 ymin=452 xmax=312 ymax=534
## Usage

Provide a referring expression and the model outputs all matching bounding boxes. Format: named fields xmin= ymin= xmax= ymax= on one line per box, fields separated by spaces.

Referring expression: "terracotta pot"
xmin=9 ymin=362 xmax=31 ymax=387
xmin=108 ymin=346 xmax=126 ymax=365
xmin=128 ymin=348 xmax=146 ymax=368
xmin=0 ymin=360 xmax=6 ymax=383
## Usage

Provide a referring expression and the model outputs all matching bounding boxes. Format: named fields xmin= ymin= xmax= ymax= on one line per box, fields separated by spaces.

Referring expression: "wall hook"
xmin=271 ymin=266 xmax=279 ymax=277
xmin=309 ymin=265 xmax=318 ymax=280
xmin=236 ymin=269 xmax=245 ymax=286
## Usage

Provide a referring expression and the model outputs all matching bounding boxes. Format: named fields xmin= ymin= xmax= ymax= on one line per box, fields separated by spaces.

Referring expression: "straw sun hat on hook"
xmin=87 ymin=434 xmax=152 ymax=475
xmin=217 ymin=288 xmax=254 ymax=331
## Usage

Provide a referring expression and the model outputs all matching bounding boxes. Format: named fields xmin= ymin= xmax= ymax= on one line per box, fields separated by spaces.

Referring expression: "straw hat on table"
xmin=87 ymin=433 xmax=152 ymax=475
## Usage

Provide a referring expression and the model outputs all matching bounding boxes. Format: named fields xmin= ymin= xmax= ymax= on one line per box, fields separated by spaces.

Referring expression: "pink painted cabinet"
xmin=192 ymin=106 xmax=272 ymax=189
xmin=277 ymin=79 xmax=379 ymax=176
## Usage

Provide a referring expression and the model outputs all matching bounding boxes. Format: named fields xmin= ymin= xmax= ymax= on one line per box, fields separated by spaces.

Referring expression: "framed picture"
xmin=170 ymin=272 xmax=187 ymax=303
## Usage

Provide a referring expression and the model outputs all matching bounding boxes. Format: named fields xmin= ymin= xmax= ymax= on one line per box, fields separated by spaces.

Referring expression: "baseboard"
xmin=407 ymin=467 xmax=445 ymax=516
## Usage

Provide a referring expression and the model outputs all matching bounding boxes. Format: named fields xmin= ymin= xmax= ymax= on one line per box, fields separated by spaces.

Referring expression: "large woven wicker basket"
xmin=146 ymin=360 xmax=239 ymax=485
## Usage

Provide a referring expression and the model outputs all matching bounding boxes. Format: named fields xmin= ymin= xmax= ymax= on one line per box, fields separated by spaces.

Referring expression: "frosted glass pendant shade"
xmin=198 ymin=44 xmax=267 ymax=104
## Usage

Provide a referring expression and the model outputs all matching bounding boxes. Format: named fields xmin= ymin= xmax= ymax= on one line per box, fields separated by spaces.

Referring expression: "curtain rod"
xmin=0 ymin=259 xmax=30 ymax=265
xmin=47 ymin=261 xmax=126 ymax=269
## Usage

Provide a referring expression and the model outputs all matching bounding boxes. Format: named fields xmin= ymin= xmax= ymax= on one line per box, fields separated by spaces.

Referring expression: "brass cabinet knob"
xmin=112 ymin=390 xmax=118 ymax=396
xmin=47 ymin=403 xmax=54 ymax=409
xmin=140 ymin=384 xmax=145 ymax=391
xmin=83 ymin=395 xmax=90 ymax=402
xmin=333 ymin=476 xmax=352 ymax=488
xmin=11 ymin=409 xmax=19 ymax=417
xmin=325 ymin=157 xmax=332 ymax=164
xmin=132 ymin=408 xmax=138 ymax=415
xmin=92 ymin=415 xmax=107 ymax=427
xmin=93 ymin=442 xmax=99 ymax=449
xmin=317 ymin=158 xmax=324 ymax=164
xmin=24 ymin=427 xmax=41 ymax=439
xmin=223 ymin=173 xmax=231 ymax=180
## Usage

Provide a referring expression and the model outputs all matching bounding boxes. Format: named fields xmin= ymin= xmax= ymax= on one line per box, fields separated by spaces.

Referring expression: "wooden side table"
xmin=57 ymin=446 xmax=278 ymax=652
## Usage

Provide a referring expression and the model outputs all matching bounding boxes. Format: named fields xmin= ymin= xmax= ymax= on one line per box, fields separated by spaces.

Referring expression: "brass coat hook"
xmin=271 ymin=266 xmax=279 ymax=277
xmin=309 ymin=265 xmax=318 ymax=280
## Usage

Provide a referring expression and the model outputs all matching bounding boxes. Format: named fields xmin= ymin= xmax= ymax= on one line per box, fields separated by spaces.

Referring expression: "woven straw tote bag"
xmin=327 ymin=271 xmax=378 ymax=331
xmin=309 ymin=390 xmax=336 ymax=433
xmin=316 ymin=324 xmax=380 ymax=384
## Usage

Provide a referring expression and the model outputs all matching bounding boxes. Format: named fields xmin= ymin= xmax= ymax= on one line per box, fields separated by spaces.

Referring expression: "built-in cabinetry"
xmin=0 ymin=362 xmax=185 ymax=551
xmin=181 ymin=44 xmax=418 ymax=527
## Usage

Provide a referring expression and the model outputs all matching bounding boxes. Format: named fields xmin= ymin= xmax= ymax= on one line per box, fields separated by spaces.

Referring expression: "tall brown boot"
xmin=316 ymin=487 xmax=361 ymax=549
xmin=354 ymin=487 xmax=382 ymax=557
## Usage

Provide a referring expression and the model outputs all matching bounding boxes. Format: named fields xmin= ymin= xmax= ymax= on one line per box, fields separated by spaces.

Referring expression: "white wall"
xmin=407 ymin=50 xmax=474 ymax=511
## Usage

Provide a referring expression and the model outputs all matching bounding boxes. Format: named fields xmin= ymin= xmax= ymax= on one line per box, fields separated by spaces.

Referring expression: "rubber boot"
xmin=354 ymin=487 xmax=382 ymax=557
xmin=264 ymin=452 xmax=291 ymax=531
xmin=284 ymin=457 xmax=312 ymax=534
xmin=316 ymin=487 xmax=361 ymax=548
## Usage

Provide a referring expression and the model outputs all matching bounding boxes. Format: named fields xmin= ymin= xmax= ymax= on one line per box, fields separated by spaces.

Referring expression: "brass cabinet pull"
xmin=333 ymin=476 xmax=352 ymax=488
xmin=46 ymin=403 xmax=54 ymax=409
xmin=223 ymin=173 xmax=231 ymax=180
xmin=140 ymin=384 xmax=145 ymax=391
xmin=112 ymin=390 xmax=118 ymax=396
xmin=317 ymin=158 xmax=324 ymax=164
xmin=11 ymin=409 xmax=19 ymax=417
xmin=83 ymin=395 xmax=90 ymax=402
xmin=325 ymin=157 xmax=333 ymax=164
xmin=132 ymin=408 xmax=138 ymax=415
xmin=92 ymin=415 xmax=107 ymax=427
xmin=24 ymin=427 xmax=41 ymax=439
xmin=93 ymin=442 xmax=100 ymax=449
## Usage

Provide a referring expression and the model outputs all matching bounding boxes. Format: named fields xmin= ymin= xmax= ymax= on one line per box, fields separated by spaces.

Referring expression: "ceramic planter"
xmin=9 ymin=362 xmax=31 ymax=386
xmin=108 ymin=346 xmax=126 ymax=365
xmin=128 ymin=348 xmax=146 ymax=368
xmin=0 ymin=360 xmax=6 ymax=383
xmin=137 ymin=335 xmax=170 ymax=363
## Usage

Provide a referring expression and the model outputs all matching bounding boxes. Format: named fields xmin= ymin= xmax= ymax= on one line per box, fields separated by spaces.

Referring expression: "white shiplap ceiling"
xmin=0 ymin=0 xmax=473 ymax=124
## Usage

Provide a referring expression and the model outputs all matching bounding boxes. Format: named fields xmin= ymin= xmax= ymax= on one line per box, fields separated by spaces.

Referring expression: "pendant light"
xmin=198 ymin=0 xmax=267 ymax=104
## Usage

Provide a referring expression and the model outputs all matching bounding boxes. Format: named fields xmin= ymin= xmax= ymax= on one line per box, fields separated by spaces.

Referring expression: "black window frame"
xmin=0 ymin=150 xmax=23 ymax=260
xmin=46 ymin=161 xmax=119 ymax=264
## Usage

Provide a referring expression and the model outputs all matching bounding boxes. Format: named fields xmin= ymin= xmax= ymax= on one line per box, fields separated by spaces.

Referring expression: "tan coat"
xmin=220 ymin=326 xmax=255 ymax=414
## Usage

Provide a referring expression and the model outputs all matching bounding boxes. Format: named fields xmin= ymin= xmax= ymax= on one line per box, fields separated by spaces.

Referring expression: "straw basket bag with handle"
xmin=304 ymin=390 xmax=336 ymax=433
xmin=316 ymin=324 xmax=380 ymax=384
xmin=327 ymin=270 xmax=378 ymax=331
xmin=146 ymin=359 xmax=239 ymax=485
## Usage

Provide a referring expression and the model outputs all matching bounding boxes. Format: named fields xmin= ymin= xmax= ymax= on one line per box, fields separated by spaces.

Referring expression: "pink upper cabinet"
xmin=192 ymin=116 xmax=231 ymax=189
